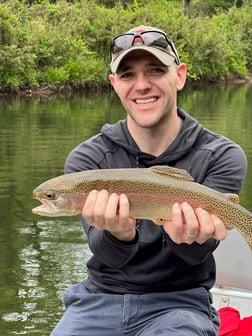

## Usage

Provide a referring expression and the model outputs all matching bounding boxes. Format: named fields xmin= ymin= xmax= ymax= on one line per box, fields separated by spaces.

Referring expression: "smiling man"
xmin=109 ymin=49 xmax=184 ymax=156
xmin=50 ymin=26 xmax=247 ymax=336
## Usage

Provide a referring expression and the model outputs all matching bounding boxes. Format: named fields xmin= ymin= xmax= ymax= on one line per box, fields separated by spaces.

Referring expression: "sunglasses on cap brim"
xmin=110 ymin=30 xmax=180 ymax=65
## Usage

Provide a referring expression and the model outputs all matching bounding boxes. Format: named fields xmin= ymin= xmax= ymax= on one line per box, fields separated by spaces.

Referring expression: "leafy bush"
xmin=0 ymin=0 xmax=251 ymax=90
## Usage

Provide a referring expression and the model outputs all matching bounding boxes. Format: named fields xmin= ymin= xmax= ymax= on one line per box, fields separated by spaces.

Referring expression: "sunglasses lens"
xmin=141 ymin=32 xmax=168 ymax=49
xmin=112 ymin=35 xmax=135 ymax=54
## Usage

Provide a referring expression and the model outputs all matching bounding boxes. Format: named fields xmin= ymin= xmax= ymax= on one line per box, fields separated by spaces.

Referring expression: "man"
xmin=51 ymin=26 xmax=247 ymax=335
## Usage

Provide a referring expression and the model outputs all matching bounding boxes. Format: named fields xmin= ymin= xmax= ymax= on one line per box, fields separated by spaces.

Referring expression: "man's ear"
xmin=109 ymin=74 xmax=116 ymax=87
xmin=176 ymin=63 xmax=187 ymax=91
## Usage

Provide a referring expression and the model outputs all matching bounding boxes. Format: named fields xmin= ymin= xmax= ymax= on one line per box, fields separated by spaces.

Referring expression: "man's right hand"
xmin=82 ymin=190 xmax=136 ymax=242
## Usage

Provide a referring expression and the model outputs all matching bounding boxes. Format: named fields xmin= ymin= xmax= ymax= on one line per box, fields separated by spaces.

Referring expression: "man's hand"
xmin=82 ymin=190 xmax=136 ymax=242
xmin=162 ymin=202 xmax=227 ymax=244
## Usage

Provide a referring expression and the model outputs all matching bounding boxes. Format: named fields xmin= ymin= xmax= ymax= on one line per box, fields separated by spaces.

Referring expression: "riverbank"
xmin=1 ymin=74 xmax=251 ymax=98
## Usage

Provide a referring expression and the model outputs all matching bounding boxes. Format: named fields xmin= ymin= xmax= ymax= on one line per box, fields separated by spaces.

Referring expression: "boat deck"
xmin=212 ymin=230 xmax=252 ymax=317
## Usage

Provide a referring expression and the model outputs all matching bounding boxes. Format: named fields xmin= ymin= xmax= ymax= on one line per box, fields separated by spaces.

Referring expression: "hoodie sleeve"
xmin=80 ymin=216 xmax=139 ymax=267
xmin=165 ymin=139 xmax=248 ymax=265
xmin=165 ymin=234 xmax=219 ymax=265
xmin=64 ymin=133 xmax=140 ymax=267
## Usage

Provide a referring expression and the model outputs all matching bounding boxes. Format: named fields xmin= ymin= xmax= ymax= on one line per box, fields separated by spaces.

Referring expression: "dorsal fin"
xmin=151 ymin=166 xmax=194 ymax=182
xmin=225 ymin=193 xmax=240 ymax=203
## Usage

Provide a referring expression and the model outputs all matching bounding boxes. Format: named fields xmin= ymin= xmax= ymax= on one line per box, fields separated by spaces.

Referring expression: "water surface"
xmin=0 ymin=84 xmax=252 ymax=335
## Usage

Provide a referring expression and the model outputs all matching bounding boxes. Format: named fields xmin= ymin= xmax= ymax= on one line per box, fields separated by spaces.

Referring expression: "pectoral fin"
xmin=152 ymin=218 xmax=164 ymax=225
xmin=225 ymin=193 xmax=240 ymax=203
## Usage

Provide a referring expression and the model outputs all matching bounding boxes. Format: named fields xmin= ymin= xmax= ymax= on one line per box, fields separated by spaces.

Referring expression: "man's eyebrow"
xmin=117 ymin=65 xmax=132 ymax=73
xmin=117 ymin=62 xmax=166 ymax=73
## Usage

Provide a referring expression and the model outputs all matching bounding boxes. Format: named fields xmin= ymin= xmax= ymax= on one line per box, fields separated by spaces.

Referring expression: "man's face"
xmin=109 ymin=50 xmax=186 ymax=130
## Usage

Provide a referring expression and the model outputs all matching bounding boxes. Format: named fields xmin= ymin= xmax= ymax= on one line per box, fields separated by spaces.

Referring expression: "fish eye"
xmin=46 ymin=191 xmax=55 ymax=200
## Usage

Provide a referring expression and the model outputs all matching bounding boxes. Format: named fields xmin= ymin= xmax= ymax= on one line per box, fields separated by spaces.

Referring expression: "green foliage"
xmin=226 ymin=3 xmax=252 ymax=72
xmin=179 ymin=13 xmax=247 ymax=80
xmin=0 ymin=2 xmax=37 ymax=87
xmin=0 ymin=0 xmax=252 ymax=90
xmin=190 ymin=0 xmax=243 ymax=16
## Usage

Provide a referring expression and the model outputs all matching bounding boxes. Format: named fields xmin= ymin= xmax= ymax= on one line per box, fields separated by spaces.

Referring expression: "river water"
xmin=0 ymin=84 xmax=252 ymax=335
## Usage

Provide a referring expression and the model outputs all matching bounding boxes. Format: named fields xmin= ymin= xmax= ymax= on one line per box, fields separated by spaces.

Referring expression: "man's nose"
xmin=134 ymin=73 xmax=152 ymax=91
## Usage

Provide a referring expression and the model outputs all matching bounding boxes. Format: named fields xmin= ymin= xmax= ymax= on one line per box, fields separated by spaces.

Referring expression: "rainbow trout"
xmin=32 ymin=166 xmax=252 ymax=249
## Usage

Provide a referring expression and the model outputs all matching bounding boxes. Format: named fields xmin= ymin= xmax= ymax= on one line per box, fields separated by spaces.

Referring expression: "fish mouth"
xmin=32 ymin=201 xmax=55 ymax=216
xmin=32 ymin=204 xmax=50 ymax=215
xmin=32 ymin=197 xmax=61 ymax=217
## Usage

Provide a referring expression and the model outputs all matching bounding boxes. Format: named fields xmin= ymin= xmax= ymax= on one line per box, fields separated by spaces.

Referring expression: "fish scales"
xmin=32 ymin=166 xmax=252 ymax=250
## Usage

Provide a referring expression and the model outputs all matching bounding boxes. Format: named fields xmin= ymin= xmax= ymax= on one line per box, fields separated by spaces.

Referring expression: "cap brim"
xmin=110 ymin=45 xmax=176 ymax=73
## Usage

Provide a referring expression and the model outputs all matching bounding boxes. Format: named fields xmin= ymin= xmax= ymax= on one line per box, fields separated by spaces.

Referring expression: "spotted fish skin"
xmin=32 ymin=166 xmax=252 ymax=250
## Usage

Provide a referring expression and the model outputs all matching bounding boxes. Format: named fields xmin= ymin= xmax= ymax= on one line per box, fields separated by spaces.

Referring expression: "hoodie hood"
xmin=101 ymin=108 xmax=203 ymax=167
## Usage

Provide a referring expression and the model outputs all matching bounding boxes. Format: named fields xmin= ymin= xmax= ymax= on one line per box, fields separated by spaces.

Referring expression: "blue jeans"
xmin=50 ymin=282 xmax=219 ymax=336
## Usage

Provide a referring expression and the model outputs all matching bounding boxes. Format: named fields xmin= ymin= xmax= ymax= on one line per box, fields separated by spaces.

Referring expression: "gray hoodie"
xmin=65 ymin=108 xmax=247 ymax=293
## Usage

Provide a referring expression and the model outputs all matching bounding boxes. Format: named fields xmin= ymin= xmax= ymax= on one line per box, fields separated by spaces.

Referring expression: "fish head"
xmin=32 ymin=188 xmax=84 ymax=217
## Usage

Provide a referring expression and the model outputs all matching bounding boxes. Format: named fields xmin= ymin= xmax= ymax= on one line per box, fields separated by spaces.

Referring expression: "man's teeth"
xmin=135 ymin=97 xmax=157 ymax=104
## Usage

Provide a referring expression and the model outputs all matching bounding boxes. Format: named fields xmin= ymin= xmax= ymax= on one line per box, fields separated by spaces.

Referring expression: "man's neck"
xmin=127 ymin=115 xmax=181 ymax=156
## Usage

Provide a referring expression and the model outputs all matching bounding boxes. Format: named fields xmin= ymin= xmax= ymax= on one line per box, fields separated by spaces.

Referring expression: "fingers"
xmin=162 ymin=202 xmax=200 ymax=244
xmin=195 ymin=208 xmax=227 ymax=242
xmin=104 ymin=192 xmax=120 ymax=226
xmin=117 ymin=194 xmax=131 ymax=224
xmin=181 ymin=202 xmax=200 ymax=239
xmin=210 ymin=214 xmax=228 ymax=241
xmin=82 ymin=190 xmax=136 ymax=241
xmin=162 ymin=202 xmax=227 ymax=245
xmin=83 ymin=190 xmax=118 ymax=229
